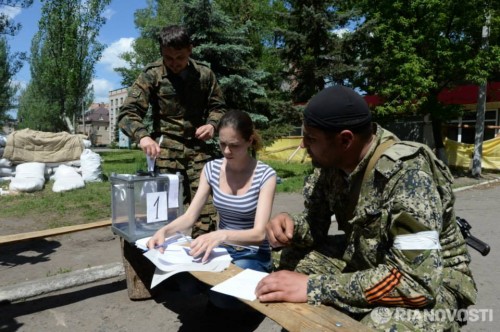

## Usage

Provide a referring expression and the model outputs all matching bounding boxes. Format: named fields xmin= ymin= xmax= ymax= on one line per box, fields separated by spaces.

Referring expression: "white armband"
xmin=393 ymin=230 xmax=441 ymax=250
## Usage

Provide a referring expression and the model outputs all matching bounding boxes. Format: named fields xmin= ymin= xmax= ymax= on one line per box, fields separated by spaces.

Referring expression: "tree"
xmin=178 ymin=0 xmax=265 ymax=113
xmin=0 ymin=36 xmax=21 ymax=125
xmin=276 ymin=0 xmax=354 ymax=103
xmin=17 ymin=0 xmax=111 ymax=132
xmin=0 ymin=0 xmax=33 ymax=35
xmin=115 ymin=0 xmax=183 ymax=87
xmin=215 ymin=0 xmax=302 ymax=140
xmin=347 ymin=0 xmax=500 ymax=159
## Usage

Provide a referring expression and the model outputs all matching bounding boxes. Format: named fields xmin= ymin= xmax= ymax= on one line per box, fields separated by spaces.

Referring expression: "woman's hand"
xmin=147 ymin=229 xmax=167 ymax=253
xmin=189 ymin=230 xmax=227 ymax=263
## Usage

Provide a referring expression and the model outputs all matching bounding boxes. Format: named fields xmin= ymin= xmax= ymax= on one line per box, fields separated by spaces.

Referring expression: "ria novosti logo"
xmin=370 ymin=307 xmax=493 ymax=324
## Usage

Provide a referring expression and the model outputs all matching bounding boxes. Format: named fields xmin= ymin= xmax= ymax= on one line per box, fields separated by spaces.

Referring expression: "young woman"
xmin=147 ymin=109 xmax=277 ymax=272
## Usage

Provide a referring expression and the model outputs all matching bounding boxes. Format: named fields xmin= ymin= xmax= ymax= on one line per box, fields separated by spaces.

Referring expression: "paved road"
xmin=0 ymin=186 xmax=498 ymax=331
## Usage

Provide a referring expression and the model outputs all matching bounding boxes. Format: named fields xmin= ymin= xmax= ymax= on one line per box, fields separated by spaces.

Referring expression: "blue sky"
xmin=2 ymin=0 xmax=150 ymax=107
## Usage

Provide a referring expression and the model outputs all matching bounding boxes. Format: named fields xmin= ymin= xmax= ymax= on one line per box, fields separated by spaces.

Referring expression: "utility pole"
xmin=471 ymin=11 xmax=491 ymax=178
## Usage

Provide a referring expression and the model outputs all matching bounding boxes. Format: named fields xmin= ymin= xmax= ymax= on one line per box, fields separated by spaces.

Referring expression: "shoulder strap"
xmin=346 ymin=139 xmax=396 ymax=220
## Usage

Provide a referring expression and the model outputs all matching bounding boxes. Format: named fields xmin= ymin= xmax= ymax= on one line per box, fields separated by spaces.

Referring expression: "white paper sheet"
xmin=210 ymin=269 xmax=269 ymax=301
xmin=164 ymin=174 xmax=179 ymax=208
xmin=137 ymin=235 xmax=232 ymax=288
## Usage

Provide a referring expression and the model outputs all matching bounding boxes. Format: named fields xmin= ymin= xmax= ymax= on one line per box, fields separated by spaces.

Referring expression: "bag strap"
xmin=346 ymin=139 xmax=396 ymax=220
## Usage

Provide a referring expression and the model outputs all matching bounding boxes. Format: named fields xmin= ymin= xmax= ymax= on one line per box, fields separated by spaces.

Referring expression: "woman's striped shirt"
xmin=203 ymin=158 xmax=276 ymax=252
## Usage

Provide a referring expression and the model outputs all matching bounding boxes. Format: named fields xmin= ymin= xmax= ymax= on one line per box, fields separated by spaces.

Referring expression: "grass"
xmin=263 ymin=159 xmax=313 ymax=193
xmin=0 ymin=149 xmax=311 ymax=230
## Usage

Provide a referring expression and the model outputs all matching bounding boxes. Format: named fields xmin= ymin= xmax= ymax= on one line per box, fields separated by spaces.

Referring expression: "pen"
xmin=148 ymin=233 xmax=187 ymax=251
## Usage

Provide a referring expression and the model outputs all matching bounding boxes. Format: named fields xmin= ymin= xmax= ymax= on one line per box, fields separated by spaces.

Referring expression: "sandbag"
xmin=0 ymin=158 xmax=11 ymax=167
xmin=0 ymin=166 xmax=14 ymax=177
xmin=3 ymin=129 xmax=84 ymax=163
xmin=9 ymin=162 xmax=46 ymax=192
xmin=52 ymin=165 xmax=85 ymax=192
xmin=80 ymin=149 xmax=102 ymax=182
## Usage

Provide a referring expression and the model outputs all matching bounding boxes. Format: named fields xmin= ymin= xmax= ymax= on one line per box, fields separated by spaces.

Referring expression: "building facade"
xmin=78 ymin=103 xmax=110 ymax=146
xmin=109 ymin=87 xmax=129 ymax=144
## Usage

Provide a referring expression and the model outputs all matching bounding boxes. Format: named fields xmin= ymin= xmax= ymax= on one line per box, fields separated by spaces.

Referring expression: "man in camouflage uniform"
xmin=118 ymin=25 xmax=225 ymax=238
xmin=255 ymin=86 xmax=477 ymax=331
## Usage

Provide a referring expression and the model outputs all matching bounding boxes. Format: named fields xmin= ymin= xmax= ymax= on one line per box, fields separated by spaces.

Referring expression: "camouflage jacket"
xmin=293 ymin=124 xmax=477 ymax=313
xmin=117 ymin=58 xmax=226 ymax=143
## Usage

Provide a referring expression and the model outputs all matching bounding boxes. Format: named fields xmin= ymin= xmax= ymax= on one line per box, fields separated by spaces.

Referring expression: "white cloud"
xmin=0 ymin=6 xmax=22 ymax=19
xmin=100 ymin=37 xmax=134 ymax=71
xmin=102 ymin=8 xmax=115 ymax=20
xmin=91 ymin=78 xmax=114 ymax=103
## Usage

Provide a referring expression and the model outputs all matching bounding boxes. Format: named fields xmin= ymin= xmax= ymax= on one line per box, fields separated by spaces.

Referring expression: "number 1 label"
xmin=146 ymin=191 xmax=168 ymax=223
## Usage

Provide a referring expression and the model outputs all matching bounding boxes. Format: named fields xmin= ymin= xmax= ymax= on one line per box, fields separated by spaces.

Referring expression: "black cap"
xmin=303 ymin=86 xmax=372 ymax=131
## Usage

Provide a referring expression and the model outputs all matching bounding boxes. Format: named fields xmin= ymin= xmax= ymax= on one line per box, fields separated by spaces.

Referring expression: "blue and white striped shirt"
xmin=203 ymin=158 xmax=276 ymax=252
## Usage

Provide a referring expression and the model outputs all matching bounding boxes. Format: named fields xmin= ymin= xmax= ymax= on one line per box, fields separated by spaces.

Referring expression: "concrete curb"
xmin=0 ymin=262 xmax=124 ymax=303
xmin=453 ymin=177 xmax=500 ymax=193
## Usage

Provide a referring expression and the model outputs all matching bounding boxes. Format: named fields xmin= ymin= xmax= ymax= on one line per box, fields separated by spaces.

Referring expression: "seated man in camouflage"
xmin=255 ymin=86 xmax=477 ymax=331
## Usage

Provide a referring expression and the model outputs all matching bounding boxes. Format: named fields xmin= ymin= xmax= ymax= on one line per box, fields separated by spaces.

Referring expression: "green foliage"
xmin=17 ymin=0 xmax=111 ymax=132
xmin=277 ymin=0 xmax=355 ymax=103
xmin=348 ymin=0 xmax=500 ymax=120
xmin=0 ymin=0 xmax=33 ymax=35
xmin=17 ymin=83 xmax=62 ymax=130
xmin=0 ymin=37 xmax=21 ymax=125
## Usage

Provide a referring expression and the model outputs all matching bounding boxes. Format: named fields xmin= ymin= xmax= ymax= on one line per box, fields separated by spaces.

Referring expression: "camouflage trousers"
xmin=274 ymin=246 xmax=461 ymax=331
xmin=156 ymin=138 xmax=219 ymax=238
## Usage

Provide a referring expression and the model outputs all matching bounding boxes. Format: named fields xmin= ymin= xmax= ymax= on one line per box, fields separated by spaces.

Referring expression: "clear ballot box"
xmin=110 ymin=172 xmax=183 ymax=243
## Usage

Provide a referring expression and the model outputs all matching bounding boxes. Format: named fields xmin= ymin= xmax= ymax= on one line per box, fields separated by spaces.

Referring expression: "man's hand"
xmin=195 ymin=124 xmax=215 ymax=141
xmin=255 ymin=270 xmax=308 ymax=303
xmin=266 ymin=212 xmax=294 ymax=248
xmin=139 ymin=136 xmax=161 ymax=157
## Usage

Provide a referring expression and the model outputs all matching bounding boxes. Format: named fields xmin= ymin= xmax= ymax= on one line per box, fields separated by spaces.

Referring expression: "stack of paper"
xmin=136 ymin=234 xmax=232 ymax=288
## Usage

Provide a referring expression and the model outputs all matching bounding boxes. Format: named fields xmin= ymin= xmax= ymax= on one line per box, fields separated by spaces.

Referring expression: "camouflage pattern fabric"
xmin=274 ymin=124 xmax=477 ymax=330
xmin=118 ymin=58 xmax=225 ymax=238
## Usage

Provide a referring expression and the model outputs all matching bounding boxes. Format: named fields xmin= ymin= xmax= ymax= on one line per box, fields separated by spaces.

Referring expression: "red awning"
xmin=437 ymin=82 xmax=500 ymax=104
xmin=364 ymin=82 xmax=500 ymax=106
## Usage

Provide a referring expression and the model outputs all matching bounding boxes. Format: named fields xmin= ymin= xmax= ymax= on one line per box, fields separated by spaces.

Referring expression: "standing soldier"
xmin=118 ymin=25 xmax=226 ymax=238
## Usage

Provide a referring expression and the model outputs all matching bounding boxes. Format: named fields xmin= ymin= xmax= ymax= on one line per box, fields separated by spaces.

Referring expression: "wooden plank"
xmin=191 ymin=265 xmax=374 ymax=332
xmin=0 ymin=219 xmax=112 ymax=245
